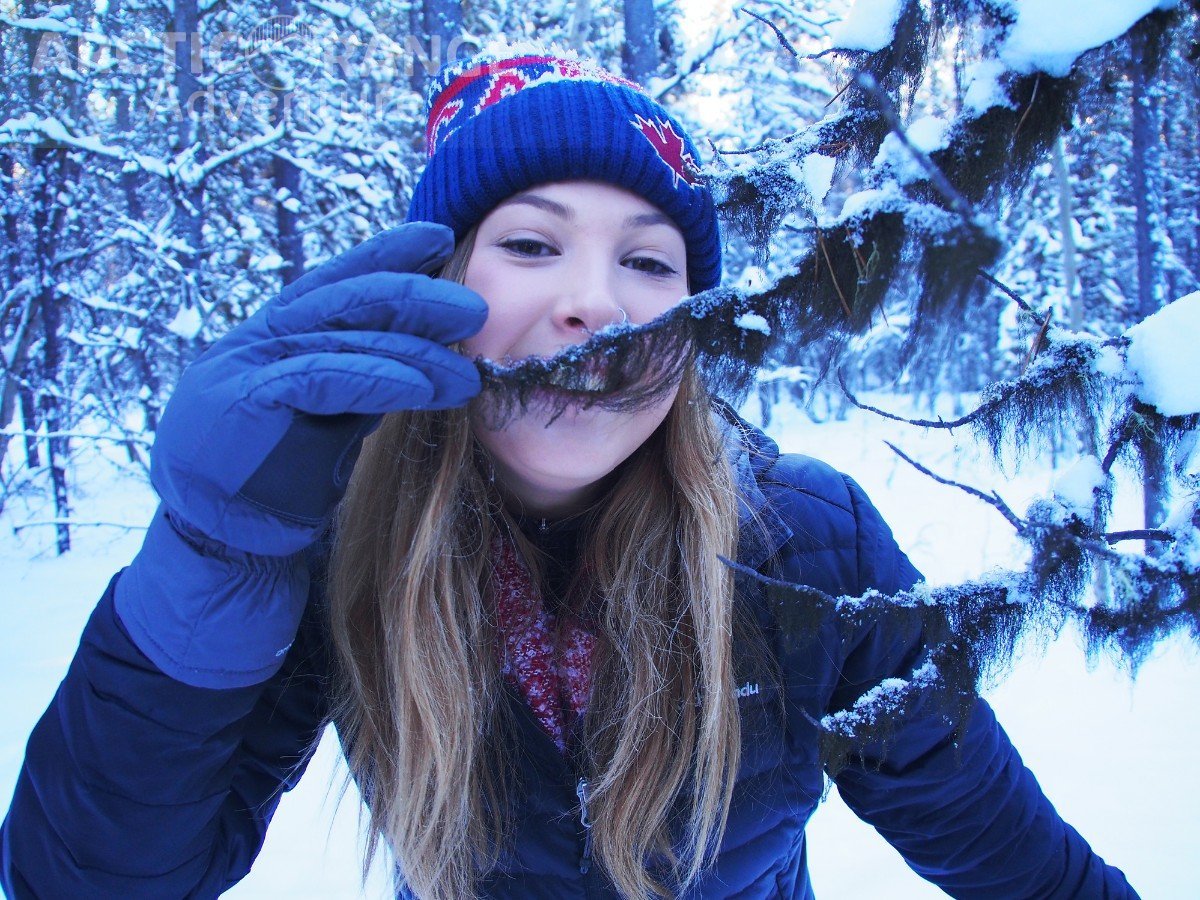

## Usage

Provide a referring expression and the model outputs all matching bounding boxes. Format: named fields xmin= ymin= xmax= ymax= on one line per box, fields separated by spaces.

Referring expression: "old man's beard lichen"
xmin=472 ymin=312 xmax=695 ymax=429
xmin=469 ymin=285 xmax=790 ymax=430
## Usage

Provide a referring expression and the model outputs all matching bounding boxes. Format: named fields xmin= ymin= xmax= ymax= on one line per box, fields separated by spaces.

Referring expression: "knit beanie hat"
xmin=406 ymin=44 xmax=722 ymax=293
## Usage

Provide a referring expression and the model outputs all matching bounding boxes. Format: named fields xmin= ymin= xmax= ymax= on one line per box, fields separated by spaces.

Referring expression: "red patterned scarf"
xmin=491 ymin=531 xmax=595 ymax=753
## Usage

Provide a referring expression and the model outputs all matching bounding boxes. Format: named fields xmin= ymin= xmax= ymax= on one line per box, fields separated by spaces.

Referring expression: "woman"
xmin=1 ymin=48 xmax=1136 ymax=899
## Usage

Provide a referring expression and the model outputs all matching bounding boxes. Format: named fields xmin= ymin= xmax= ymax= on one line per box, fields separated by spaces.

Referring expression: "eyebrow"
xmin=498 ymin=193 xmax=676 ymax=231
xmin=499 ymin=193 xmax=574 ymax=221
xmin=623 ymin=211 xmax=674 ymax=229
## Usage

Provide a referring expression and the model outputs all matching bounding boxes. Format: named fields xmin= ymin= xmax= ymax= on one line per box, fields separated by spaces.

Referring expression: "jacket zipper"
xmin=575 ymin=776 xmax=594 ymax=875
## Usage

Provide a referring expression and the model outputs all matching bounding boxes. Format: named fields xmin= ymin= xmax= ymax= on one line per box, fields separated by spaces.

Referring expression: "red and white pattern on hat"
xmin=425 ymin=98 xmax=463 ymax=155
xmin=551 ymin=56 xmax=641 ymax=90
xmin=474 ymin=69 xmax=532 ymax=116
xmin=491 ymin=532 xmax=595 ymax=753
xmin=630 ymin=114 xmax=703 ymax=190
xmin=424 ymin=55 xmax=644 ymax=157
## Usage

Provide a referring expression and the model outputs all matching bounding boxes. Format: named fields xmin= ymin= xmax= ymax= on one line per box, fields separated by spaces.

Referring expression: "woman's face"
xmin=462 ymin=180 xmax=690 ymax=518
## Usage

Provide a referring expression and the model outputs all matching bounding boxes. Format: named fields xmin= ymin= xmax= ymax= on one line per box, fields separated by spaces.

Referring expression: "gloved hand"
xmin=152 ymin=221 xmax=485 ymax=557
xmin=116 ymin=223 xmax=486 ymax=688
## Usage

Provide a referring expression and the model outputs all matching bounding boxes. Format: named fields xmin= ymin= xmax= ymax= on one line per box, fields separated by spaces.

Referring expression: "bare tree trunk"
xmin=1130 ymin=31 xmax=1162 ymax=323
xmin=409 ymin=0 xmax=463 ymax=94
xmin=105 ymin=0 xmax=144 ymax=222
xmin=1 ymin=14 xmax=34 ymax=463
xmin=1187 ymin=59 xmax=1200 ymax=287
xmin=622 ymin=0 xmax=657 ymax=82
xmin=107 ymin=0 xmax=161 ymax=447
xmin=31 ymin=148 xmax=71 ymax=553
xmin=1 ymin=150 xmax=28 ymax=446
xmin=0 ymin=288 xmax=37 ymax=474
xmin=569 ymin=0 xmax=594 ymax=51
xmin=172 ymin=0 xmax=206 ymax=317
xmin=1053 ymin=137 xmax=1081 ymax=331
xmin=273 ymin=0 xmax=304 ymax=285
xmin=18 ymin=0 xmax=80 ymax=553
xmin=1051 ymin=134 xmax=1111 ymax=594
xmin=17 ymin=389 xmax=40 ymax=468
xmin=1129 ymin=22 xmax=1168 ymax=539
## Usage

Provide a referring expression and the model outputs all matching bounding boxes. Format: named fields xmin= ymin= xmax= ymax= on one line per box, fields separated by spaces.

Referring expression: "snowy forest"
xmin=2 ymin=0 xmax=1200 ymax=896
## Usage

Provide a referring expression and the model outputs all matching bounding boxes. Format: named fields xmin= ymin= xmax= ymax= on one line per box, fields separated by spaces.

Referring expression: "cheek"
xmin=461 ymin=260 xmax=538 ymax=359
xmin=460 ymin=314 xmax=499 ymax=358
xmin=461 ymin=264 xmax=504 ymax=358
xmin=617 ymin=273 xmax=689 ymax=324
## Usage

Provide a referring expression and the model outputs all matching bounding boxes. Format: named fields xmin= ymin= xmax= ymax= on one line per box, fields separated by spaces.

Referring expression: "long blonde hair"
xmin=327 ymin=236 xmax=744 ymax=899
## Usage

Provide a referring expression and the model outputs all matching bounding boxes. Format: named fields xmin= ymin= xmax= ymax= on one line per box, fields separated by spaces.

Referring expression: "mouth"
xmin=540 ymin=355 xmax=615 ymax=397
xmin=474 ymin=315 xmax=690 ymax=424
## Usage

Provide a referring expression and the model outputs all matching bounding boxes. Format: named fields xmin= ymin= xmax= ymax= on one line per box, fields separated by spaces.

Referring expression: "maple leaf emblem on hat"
xmin=631 ymin=114 xmax=702 ymax=189
xmin=426 ymin=98 xmax=463 ymax=154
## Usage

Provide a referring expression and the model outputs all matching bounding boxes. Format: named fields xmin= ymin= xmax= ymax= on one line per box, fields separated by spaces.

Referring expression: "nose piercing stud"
xmin=581 ymin=308 xmax=629 ymax=337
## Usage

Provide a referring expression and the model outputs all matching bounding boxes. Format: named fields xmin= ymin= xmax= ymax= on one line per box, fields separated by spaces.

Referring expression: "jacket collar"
xmin=713 ymin=401 xmax=792 ymax=569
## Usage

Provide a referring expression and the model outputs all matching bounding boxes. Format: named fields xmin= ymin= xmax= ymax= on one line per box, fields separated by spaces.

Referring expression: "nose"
xmin=553 ymin=254 xmax=625 ymax=338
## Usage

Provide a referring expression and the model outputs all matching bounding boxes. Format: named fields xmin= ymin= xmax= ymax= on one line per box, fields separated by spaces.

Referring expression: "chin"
xmin=512 ymin=410 xmax=642 ymax=475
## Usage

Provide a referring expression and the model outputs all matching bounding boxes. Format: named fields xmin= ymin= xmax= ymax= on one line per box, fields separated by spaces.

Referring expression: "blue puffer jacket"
xmin=1 ymin=416 xmax=1137 ymax=899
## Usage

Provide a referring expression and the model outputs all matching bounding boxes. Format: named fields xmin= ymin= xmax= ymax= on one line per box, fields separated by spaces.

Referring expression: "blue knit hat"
xmin=406 ymin=45 xmax=722 ymax=293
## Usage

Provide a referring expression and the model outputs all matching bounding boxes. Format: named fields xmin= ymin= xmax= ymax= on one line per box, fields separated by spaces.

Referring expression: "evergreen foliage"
xmin=728 ymin=451 xmax=1198 ymax=773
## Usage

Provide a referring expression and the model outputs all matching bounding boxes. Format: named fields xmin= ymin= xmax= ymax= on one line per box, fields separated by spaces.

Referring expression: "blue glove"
xmin=152 ymin=221 xmax=485 ymax=556
xmin=116 ymin=223 xmax=486 ymax=688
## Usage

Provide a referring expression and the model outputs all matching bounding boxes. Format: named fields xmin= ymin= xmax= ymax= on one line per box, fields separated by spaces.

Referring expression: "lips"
xmin=542 ymin=354 xmax=613 ymax=395
xmin=478 ymin=317 xmax=678 ymax=418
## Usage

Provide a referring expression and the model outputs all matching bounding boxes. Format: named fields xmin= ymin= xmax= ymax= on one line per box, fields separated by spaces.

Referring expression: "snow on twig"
xmin=650 ymin=20 xmax=756 ymax=102
xmin=976 ymin=269 xmax=1049 ymax=328
xmin=0 ymin=114 xmax=169 ymax=179
xmin=883 ymin=440 xmax=1025 ymax=531
xmin=738 ymin=7 xmax=801 ymax=59
xmin=853 ymin=73 xmax=979 ymax=226
xmin=11 ymin=519 xmax=148 ymax=534
xmin=1106 ymin=529 xmax=1175 ymax=545
xmin=0 ymin=430 xmax=153 ymax=447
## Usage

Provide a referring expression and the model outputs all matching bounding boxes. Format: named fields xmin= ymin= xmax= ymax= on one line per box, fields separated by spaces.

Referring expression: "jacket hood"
xmin=712 ymin=400 xmax=792 ymax=568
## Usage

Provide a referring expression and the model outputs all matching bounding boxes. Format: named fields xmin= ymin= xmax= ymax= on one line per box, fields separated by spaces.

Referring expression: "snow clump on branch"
xmin=1124 ymin=291 xmax=1200 ymax=418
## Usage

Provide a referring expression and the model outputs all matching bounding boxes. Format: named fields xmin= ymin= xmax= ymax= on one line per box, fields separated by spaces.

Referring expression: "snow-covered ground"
xmin=2 ymin=395 xmax=1196 ymax=897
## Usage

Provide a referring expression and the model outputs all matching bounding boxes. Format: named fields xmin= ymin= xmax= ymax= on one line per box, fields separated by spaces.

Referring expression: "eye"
xmin=623 ymin=255 xmax=679 ymax=277
xmin=498 ymin=237 xmax=558 ymax=258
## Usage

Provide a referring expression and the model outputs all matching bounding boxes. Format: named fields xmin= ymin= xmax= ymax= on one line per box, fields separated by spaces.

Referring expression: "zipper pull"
xmin=575 ymin=777 xmax=593 ymax=875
